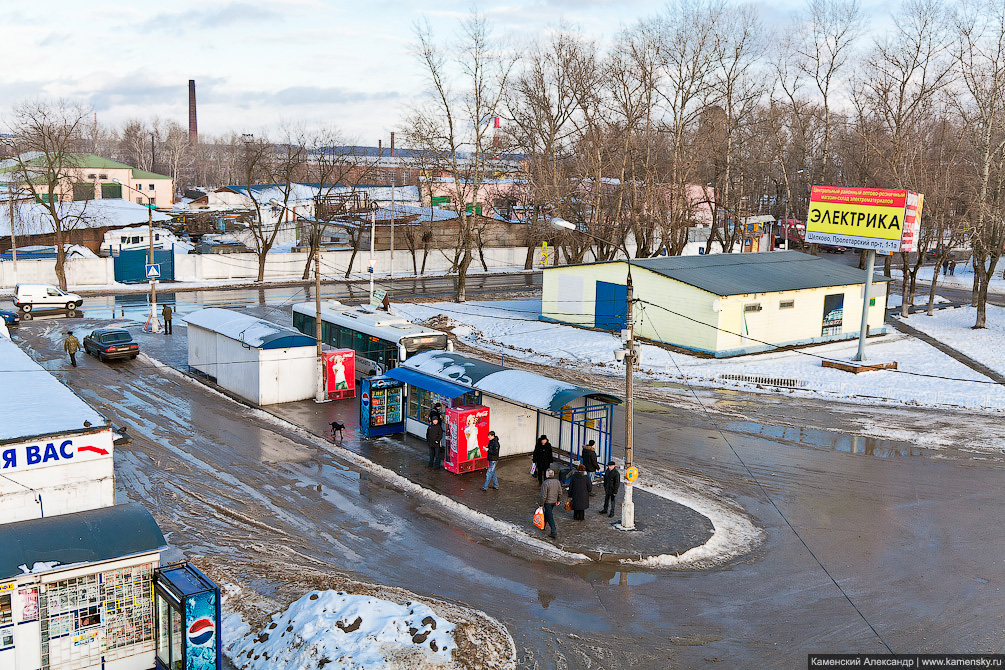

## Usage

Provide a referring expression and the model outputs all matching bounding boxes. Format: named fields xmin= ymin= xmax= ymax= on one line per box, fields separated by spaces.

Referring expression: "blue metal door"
xmin=594 ymin=281 xmax=627 ymax=331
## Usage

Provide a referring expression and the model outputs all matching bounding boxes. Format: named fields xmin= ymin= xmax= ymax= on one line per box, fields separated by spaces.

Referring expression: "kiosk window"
xmin=78 ymin=605 xmax=100 ymax=628
xmin=0 ymin=593 xmax=11 ymax=625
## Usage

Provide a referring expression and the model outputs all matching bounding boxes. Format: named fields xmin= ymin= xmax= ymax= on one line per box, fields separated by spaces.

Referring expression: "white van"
xmin=13 ymin=283 xmax=84 ymax=313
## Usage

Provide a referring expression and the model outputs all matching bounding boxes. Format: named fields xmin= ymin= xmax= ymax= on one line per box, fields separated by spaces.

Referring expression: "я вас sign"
xmin=1 ymin=437 xmax=112 ymax=474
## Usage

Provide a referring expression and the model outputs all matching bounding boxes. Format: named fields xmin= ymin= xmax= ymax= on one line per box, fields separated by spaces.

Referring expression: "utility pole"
xmin=622 ymin=267 xmax=636 ymax=530
xmin=7 ymin=183 xmax=18 ymax=284
xmin=314 ymin=232 xmax=325 ymax=403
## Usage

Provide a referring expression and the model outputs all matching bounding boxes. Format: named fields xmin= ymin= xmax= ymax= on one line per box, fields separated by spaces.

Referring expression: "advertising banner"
xmin=324 ymin=349 xmax=356 ymax=400
xmin=185 ymin=589 xmax=219 ymax=670
xmin=805 ymin=186 xmax=918 ymax=252
xmin=444 ymin=405 xmax=490 ymax=474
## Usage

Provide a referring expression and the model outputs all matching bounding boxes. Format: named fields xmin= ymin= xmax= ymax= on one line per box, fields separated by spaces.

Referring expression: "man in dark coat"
xmin=482 ymin=430 xmax=500 ymax=490
xmin=532 ymin=435 xmax=553 ymax=485
xmin=581 ymin=440 xmax=599 ymax=481
xmin=426 ymin=416 xmax=443 ymax=467
xmin=64 ymin=331 xmax=80 ymax=367
xmin=161 ymin=303 xmax=173 ymax=334
xmin=569 ymin=464 xmax=592 ymax=520
xmin=599 ymin=461 xmax=620 ymax=518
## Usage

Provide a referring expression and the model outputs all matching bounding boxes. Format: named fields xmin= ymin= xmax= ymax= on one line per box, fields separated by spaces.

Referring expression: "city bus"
xmin=292 ymin=301 xmax=448 ymax=377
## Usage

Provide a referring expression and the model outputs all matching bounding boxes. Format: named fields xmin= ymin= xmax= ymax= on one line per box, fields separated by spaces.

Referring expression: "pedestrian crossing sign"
xmin=145 ymin=264 xmax=161 ymax=279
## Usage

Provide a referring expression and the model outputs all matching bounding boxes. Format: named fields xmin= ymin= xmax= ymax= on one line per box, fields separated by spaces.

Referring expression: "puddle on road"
xmin=571 ymin=564 xmax=660 ymax=588
xmin=724 ymin=421 xmax=922 ymax=458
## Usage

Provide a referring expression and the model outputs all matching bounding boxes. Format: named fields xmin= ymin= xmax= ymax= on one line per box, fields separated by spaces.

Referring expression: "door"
xmin=594 ymin=281 xmax=627 ymax=331
xmin=822 ymin=293 xmax=844 ymax=336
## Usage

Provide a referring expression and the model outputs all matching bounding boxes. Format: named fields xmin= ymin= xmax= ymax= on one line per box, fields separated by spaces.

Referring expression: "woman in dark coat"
xmin=532 ymin=435 xmax=553 ymax=485
xmin=569 ymin=464 xmax=592 ymax=520
xmin=581 ymin=440 xmax=599 ymax=479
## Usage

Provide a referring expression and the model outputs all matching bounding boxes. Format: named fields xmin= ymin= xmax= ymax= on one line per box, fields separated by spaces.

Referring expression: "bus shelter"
xmin=384 ymin=351 xmax=621 ymax=466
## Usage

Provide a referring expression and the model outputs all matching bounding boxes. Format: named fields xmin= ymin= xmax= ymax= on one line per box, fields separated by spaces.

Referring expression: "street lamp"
xmin=271 ymin=198 xmax=326 ymax=404
xmin=113 ymin=178 xmax=160 ymax=333
xmin=550 ymin=217 xmax=636 ymax=531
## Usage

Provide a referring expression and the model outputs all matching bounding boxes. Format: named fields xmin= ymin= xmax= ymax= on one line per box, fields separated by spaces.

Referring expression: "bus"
xmin=292 ymin=301 xmax=449 ymax=377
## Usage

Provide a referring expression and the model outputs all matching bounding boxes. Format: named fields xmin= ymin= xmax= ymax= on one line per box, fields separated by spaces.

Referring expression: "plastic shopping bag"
xmin=530 ymin=462 xmax=537 ymax=476
xmin=533 ymin=506 xmax=545 ymax=530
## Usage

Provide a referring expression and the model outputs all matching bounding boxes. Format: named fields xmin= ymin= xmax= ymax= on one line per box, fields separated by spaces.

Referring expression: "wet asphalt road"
xmin=11 ymin=278 xmax=1005 ymax=668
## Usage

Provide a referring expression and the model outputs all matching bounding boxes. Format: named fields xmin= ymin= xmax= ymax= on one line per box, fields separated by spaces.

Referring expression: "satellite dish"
xmin=711 ymin=299 xmax=721 ymax=313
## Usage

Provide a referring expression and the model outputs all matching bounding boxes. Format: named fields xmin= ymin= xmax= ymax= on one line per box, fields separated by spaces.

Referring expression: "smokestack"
xmin=390 ymin=132 xmax=395 ymax=157
xmin=378 ymin=140 xmax=382 ymax=158
xmin=188 ymin=80 xmax=198 ymax=146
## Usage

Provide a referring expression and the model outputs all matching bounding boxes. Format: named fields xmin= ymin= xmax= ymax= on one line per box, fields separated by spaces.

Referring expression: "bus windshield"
xmin=403 ymin=333 xmax=448 ymax=356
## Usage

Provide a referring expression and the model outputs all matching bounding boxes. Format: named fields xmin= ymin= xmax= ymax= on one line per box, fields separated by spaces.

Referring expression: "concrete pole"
xmin=621 ymin=265 xmax=635 ymax=531
xmin=369 ymin=209 xmax=376 ymax=303
xmin=390 ymin=175 xmax=395 ymax=280
xmin=315 ymin=239 xmax=326 ymax=403
xmin=148 ymin=201 xmax=160 ymax=332
xmin=854 ymin=249 xmax=876 ymax=362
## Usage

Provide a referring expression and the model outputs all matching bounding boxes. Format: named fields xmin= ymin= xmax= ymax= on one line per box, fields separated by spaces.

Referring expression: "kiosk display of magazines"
xmin=359 ymin=375 xmax=405 ymax=438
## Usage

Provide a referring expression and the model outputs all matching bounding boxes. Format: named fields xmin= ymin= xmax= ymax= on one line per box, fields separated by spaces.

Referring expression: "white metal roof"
xmin=0 ymin=337 xmax=109 ymax=443
xmin=183 ymin=308 xmax=316 ymax=349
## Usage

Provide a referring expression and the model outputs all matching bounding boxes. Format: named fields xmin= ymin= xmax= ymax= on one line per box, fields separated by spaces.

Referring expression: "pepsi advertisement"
xmin=185 ymin=590 xmax=218 ymax=670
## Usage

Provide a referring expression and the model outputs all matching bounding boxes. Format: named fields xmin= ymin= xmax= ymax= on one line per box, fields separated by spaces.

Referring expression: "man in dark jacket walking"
xmin=482 ymin=430 xmax=500 ymax=490
xmin=426 ymin=416 xmax=443 ymax=467
xmin=599 ymin=461 xmax=620 ymax=518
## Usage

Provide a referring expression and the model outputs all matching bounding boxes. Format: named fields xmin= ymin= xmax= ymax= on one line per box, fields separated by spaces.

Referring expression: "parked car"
xmin=0 ymin=308 xmax=19 ymax=327
xmin=819 ymin=245 xmax=848 ymax=253
xmin=83 ymin=328 xmax=139 ymax=361
xmin=13 ymin=283 xmax=83 ymax=313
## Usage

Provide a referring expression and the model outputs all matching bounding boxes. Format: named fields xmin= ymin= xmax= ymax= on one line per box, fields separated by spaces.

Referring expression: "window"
xmin=78 ymin=605 xmax=101 ymax=628
xmin=99 ymin=174 xmax=107 ymax=179
xmin=87 ymin=173 xmax=96 ymax=179
xmin=149 ymin=197 xmax=156 ymax=205
xmin=779 ymin=300 xmax=795 ymax=309
xmin=148 ymin=184 xmax=155 ymax=190
xmin=744 ymin=303 xmax=762 ymax=313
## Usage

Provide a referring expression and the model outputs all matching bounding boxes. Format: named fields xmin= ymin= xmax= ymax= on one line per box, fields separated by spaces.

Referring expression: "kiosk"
xmin=360 ymin=376 xmax=405 ymax=437
xmin=154 ymin=562 xmax=221 ymax=670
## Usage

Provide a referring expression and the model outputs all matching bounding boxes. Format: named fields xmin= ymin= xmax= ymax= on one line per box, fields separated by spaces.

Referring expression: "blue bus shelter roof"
xmin=383 ymin=367 xmax=471 ymax=399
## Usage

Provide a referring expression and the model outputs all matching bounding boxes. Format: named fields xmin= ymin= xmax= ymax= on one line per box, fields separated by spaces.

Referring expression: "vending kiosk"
xmin=154 ymin=562 xmax=221 ymax=670
xmin=444 ymin=405 xmax=490 ymax=474
xmin=360 ymin=375 xmax=405 ymax=437
xmin=324 ymin=349 xmax=356 ymax=400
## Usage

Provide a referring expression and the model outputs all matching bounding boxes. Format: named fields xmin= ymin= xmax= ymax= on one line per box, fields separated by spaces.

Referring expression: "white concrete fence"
xmin=0 ymin=245 xmax=553 ymax=289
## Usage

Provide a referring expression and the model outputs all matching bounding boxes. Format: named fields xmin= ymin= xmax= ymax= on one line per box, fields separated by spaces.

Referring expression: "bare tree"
xmin=402 ymin=11 xmax=517 ymax=302
xmin=955 ymin=0 xmax=1005 ymax=328
xmin=0 ymin=99 xmax=91 ymax=290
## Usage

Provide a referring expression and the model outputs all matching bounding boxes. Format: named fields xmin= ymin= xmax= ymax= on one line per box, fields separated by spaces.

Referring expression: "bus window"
xmin=338 ymin=326 xmax=351 ymax=349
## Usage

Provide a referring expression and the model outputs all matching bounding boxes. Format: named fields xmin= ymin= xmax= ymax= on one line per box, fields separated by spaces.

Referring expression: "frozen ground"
xmin=392 ymin=299 xmax=1005 ymax=412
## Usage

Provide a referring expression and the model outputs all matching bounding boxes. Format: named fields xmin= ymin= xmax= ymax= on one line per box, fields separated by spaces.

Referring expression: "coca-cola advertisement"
xmin=444 ymin=405 xmax=490 ymax=474
xmin=324 ymin=349 xmax=356 ymax=400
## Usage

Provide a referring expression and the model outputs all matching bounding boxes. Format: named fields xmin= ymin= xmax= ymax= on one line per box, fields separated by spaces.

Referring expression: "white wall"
xmin=214 ymin=336 xmax=260 ymax=402
xmin=480 ymin=396 xmax=539 ymax=457
xmin=0 ymin=257 xmax=115 ymax=288
xmin=259 ymin=347 xmax=316 ymax=405
xmin=0 ymin=429 xmax=116 ymax=524
xmin=187 ymin=324 xmax=219 ymax=378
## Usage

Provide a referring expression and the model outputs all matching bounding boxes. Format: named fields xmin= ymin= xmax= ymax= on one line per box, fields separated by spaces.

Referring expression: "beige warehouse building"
xmin=541 ymin=251 xmax=892 ymax=357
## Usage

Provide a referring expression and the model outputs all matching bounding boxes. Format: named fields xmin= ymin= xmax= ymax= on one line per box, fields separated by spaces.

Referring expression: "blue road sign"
xmin=146 ymin=264 xmax=161 ymax=279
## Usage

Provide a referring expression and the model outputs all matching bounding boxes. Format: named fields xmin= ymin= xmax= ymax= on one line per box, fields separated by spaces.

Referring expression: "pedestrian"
xmin=581 ymin=440 xmax=599 ymax=482
xmin=569 ymin=464 xmax=592 ymax=520
xmin=950 ymin=260 xmax=956 ymax=275
xmin=482 ymin=430 xmax=500 ymax=490
xmin=426 ymin=416 xmax=443 ymax=468
xmin=428 ymin=402 xmax=443 ymax=425
xmin=532 ymin=435 xmax=553 ymax=485
xmin=161 ymin=304 xmax=173 ymax=334
xmin=942 ymin=260 xmax=950 ymax=275
xmin=598 ymin=461 xmax=620 ymax=518
xmin=64 ymin=331 xmax=80 ymax=368
xmin=539 ymin=468 xmax=561 ymax=539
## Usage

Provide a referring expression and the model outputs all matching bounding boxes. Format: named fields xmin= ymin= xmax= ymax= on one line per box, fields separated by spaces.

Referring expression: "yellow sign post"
xmin=625 ymin=466 xmax=639 ymax=483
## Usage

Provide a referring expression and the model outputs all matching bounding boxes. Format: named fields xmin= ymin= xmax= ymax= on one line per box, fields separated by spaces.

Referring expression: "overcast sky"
xmin=4 ymin=0 xmax=892 ymax=146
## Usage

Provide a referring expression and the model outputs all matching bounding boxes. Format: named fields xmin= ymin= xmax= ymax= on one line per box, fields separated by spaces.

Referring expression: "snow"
xmin=0 ymin=198 xmax=172 ymax=236
xmin=475 ymin=369 xmax=581 ymax=411
xmin=183 ymin=308 xmax=312 ymax=348
xmin=19 ymin=561 xmax=61 ymax=574
xmin=226 ymin=590 xmax=455 ymax=670
xmin=892 ymin=305 xmax=1005 ymax=378
xmin=0 ymin=336 xmax=108 ymax=441
xmin=392 ymin=299 xmax=1005 ymax=412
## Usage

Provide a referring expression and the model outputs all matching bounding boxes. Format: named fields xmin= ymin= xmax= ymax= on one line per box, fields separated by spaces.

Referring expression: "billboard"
xmin=805 ymin=186 xmax=922 ymax=252
xmin=324 ymin=349 xmax=356 ymax=400
xmin=444 ymin=405 xmax=490 ymax=474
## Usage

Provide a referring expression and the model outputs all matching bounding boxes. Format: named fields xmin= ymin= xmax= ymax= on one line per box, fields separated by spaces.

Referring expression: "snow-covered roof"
xmin=0 ymin=337 xmax=109 ymax=442
xmin=401 ymin=350 xmax=620 ymax=412
xmin=184 ymin=308 xmax=316 ymax=349
xmin=221 ymin=183 xmax=322 ymax=204
xmin=0 ymin=198 xmax=172 ymax=237
xmin=358 ymin=185 xmax=420 ymax=202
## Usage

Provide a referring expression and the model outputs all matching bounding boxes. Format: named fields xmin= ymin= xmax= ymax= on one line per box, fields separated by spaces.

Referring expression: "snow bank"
xmin=393 ymin=300 xmax=1005 ymax=412
xmin=227 ymin=590 xmax=455 ymax=670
